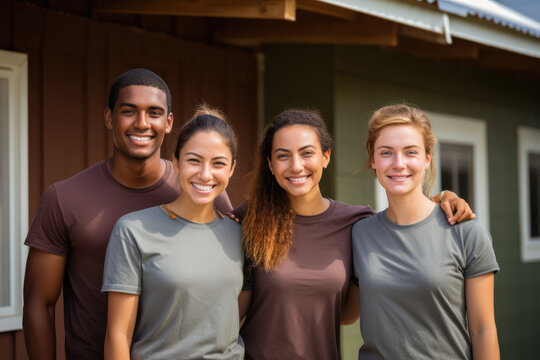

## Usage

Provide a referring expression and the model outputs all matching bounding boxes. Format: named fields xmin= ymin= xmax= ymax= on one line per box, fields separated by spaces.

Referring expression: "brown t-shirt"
xmin=25 ymin=159 xmax=232 ymax=360
xmin=237 ymin=199 xmax=373 ymax=360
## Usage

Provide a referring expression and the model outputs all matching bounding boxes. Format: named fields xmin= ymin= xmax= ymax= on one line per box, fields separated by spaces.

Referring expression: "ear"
xmin=267 ymin=157 xmax=274 ymax=175
xmin=165 ymin=112 xmax=174 ymax=134
xmin=229 ymin=160 xmax=237 ymax=178
xmin=322 ymin=150 xmax=331 ymax=169
xmin=425 ymin=152 xmax=432 ymax=170
xmin=104 ymin=107 xmax=113 ymax=130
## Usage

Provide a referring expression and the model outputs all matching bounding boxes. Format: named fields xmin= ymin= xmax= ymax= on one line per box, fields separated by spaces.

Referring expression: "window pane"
xmin=0 ymin=77 xmax=10 ymax=307
xmin=529 ymin=152 xmax=540 ymax=238
xmin=440 ymin=143 xmax=474 ymax=210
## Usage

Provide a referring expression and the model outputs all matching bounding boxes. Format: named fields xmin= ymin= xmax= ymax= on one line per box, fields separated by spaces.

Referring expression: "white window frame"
xmin=0 ymin=49 xmax=28 ymax=332
xmin=374 ymin=112 xmax=489 ymax=230
xmin=518 ymin=126 xmax=540 ymax=263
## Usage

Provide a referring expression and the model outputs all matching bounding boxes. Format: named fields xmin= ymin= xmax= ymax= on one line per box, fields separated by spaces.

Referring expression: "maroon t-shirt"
xmin=25 ymin=159 xmax=232 ymax=360
xmin=237 ymin=199 xmax=373 ymax=360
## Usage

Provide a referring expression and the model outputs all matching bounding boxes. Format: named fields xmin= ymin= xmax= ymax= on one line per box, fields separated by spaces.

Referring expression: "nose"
xmin=134 ymin=112 xmax=151 ymax=129
xmin=291 ymin=154 xmax=303 ymax=173
xmin=393 ymin=153 xmax=405 ymax=169
xmin=199 ymin=163 xmax=212 ymax=182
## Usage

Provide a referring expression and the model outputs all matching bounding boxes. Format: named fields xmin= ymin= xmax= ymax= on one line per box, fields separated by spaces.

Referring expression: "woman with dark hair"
xmin=237 ymin=109 xmax=473 ymax=360
xmin=102 ymin=105 xmax=246 ymax=360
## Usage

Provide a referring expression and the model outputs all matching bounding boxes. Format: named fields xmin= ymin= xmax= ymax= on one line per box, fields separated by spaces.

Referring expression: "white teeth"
xmin=390 ymin=176 xmax=408 ymax=180
xmin=288 ymin=176 xmax=308 ymax=182
xmin=129 ymin=135 xmax=151 ymax=141
xmin=192 ymin=183 xmax=213 ymax=191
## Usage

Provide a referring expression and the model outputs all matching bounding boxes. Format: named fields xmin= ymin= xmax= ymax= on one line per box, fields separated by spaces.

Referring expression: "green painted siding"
xmin=263 ymin=44 xmax=540 ymax=359
xmin=262 ymin=44 xmax=336 ymax=197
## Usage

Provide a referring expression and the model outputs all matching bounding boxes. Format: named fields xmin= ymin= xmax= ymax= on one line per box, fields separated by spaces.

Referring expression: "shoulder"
xmin=330 ymin=199 xmax=374 ymax=222
xmin=451 ymin=216 xmax=492 ymax=245
xmin=219 ymin=215 xmax=242 ymax=233
xmin=113 ymin=206 xmax=164 ymax=235
xmin=53 ymin=160 xmax=109 ymax=196
xmin=352 ymin=211 xmax=382 ymax=232
xmin=116 ymin=206 xmax=162 ymax=225
xmin=56 ymin=160 xmax=107 ymax=186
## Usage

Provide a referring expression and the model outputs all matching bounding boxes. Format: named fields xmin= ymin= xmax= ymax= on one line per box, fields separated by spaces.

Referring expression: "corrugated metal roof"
xmin=422 ymin=0 xmax=540 ymax=37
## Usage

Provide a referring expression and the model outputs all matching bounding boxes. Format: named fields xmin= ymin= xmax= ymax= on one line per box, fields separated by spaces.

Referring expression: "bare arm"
xmin=466 ymin=273 xmax=500 ymax=360
xmin=434 ymin=190 xmax=476 ymax=225
xmin=23 ymin=248 xmax=66 ymax=360
xmin=104 ymin=292 xmax=139 ymax=360
xmin=238 ymin=290 xmax=252 ymax=327
xmin=341 ymin=281 xmax=360 ymax=325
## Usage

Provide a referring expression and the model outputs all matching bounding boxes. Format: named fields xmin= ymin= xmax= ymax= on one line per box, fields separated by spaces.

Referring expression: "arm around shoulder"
xmin=23 ymin=248 xmax=66 ymax=360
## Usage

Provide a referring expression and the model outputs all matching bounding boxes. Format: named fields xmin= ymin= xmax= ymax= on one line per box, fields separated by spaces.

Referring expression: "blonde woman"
xmin=352 ymin=104 xmax=499 ymax=359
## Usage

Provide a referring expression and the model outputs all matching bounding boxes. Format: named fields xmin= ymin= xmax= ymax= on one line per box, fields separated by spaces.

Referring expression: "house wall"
xmin=263 ymin=43 xmax=540 ymax=360
xmin=0 ymin=2 xmax=258 ymax=358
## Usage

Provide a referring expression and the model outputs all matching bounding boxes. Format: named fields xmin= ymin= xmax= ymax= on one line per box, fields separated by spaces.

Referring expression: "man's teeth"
xmin=289 ymin=176 xmax=308 ymax=182
xmin=193 ymin=183 xmax=213 ymax=191
xmin=129 ymin=135 xmax=151 ymax=141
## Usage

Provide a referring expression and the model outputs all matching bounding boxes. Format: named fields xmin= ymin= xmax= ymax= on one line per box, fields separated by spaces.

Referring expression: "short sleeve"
xmin=232 ymin=200 xmax=248 ymax=223
xmin=463 ymin=221 xmax=500 ymax=278
xmin=102 ymin=220 xmax=142 ymax=294
xmin=25 ymin=185 xmax=70 ymax=256
xmin=215 ymin=190 xmax=233 ymax=214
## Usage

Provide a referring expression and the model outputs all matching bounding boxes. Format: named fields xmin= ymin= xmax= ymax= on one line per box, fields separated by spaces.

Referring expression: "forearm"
xmin=471 ymin=327 xmax=500 ymax=360
xmin=104 ymin=331 xmax=132 ymax=360
xmin=23 ymin=301 xmax=57 ymax=360
xmin=340 ymin=282 xmax=360 ymax=325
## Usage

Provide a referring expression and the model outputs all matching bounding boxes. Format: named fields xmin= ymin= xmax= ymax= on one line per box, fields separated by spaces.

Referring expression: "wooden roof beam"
xmin=296 ymin=0 xmax=361 ymax=20
xmin=93 ymin=0 xmax=296 ymax=21
xmin=214 ymin=16 xmax=398 ymax=46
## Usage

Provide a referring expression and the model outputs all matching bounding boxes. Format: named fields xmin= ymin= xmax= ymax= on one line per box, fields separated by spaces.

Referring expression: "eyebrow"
xmin=119 ymin=103 xmax=165 ymax=112
xmin=184 ymin=152 xmax=230 ymax=161
xmin=274 ymin=144 xmax=316 ymax=153
xmin=376 ymin=145 xmax=421 ymax=150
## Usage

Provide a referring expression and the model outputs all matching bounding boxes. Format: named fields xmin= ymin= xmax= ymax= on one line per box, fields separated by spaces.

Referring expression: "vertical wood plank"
xmin=0 ymin=0 xmax=13 ymax=49
xmin=14 ymin=330 xmax=29 ymax=360
xmin=86 ymin=21 xmax=109 ymax=166
xmin=225 ymin=49 xmax=258 ymax=204
xmin=42 ymin=11 xmax=89 ymax=187
xmin=13 ymin=3 xmax=45 ymax=219
xmin=0 ymin=331 xmax=14 ymax=359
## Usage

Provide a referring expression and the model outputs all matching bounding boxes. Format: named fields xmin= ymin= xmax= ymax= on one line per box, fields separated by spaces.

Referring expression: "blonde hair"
xmin=365 ymin=104 xmax=437 ymax=197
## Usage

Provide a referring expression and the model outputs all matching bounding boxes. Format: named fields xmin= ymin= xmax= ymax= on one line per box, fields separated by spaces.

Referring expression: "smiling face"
xmin=268 ymin=124 xmax=330 ymax=202
xmin=174 ymin=130 xmax=235 ymax=207
xmin=105 ymin=85 xmax=173 ymax=161
xmin=372 ymin=124 xmax=432 ymax=199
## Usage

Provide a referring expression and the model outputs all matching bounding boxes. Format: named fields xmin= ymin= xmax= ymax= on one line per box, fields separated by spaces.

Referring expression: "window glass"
xmin=529 ymin=152 xmax=540 ymax=239
xmin=440 ymin=142 xmax=474 ymax=211
xmin=0 ymin=77 xmax=9 ymax=307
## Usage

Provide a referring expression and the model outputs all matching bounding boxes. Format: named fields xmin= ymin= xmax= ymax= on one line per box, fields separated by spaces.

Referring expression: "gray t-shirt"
xmin=102 ymin=206 xmax=244 ymax=360
xmin=352 ymin=206 xmax=499 ymax=360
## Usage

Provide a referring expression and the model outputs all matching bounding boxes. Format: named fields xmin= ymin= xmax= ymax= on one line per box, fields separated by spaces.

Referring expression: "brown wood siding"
xmin=2 ymin=1 xmax=258 ymax=358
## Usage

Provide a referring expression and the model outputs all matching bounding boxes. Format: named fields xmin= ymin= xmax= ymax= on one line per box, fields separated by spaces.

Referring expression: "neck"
xmin=385 ymin=191 xmax=435 ymax=225
xmin=289 ymin=188 xmax=329 ymax=216
xmin=108 ymin=151 xmax=165 ymax=188
xmin=165 ymin=195 xmax=216 ymax=223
